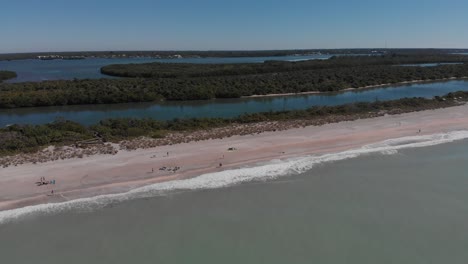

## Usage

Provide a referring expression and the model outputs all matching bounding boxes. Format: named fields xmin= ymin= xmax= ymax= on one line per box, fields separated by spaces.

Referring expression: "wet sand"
xmin=1 ymin=104 xmax=467 ymax=211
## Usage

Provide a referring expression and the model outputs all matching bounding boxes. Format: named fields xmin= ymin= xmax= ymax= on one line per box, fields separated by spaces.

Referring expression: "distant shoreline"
xmin=0 ymin=48 xmax=467 ymax=61
xmin=0 ymin=50 xmax=334 ymax=61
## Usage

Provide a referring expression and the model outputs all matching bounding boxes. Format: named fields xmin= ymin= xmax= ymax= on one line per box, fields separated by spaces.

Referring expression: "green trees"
xmin=1 ymin=63 xmax=468 ymax=108
xmin=1 ymin=55 xmax=468 ymax=108
xmin=1 ymin=91 xmax=467 ymax=156
xmin=0 ymin=71 xmax=17 ymax=82
xmin=100 ymin=55 xmax=468 ymax=79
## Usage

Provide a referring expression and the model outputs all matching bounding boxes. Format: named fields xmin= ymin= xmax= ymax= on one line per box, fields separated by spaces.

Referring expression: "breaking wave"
xmin=1 ymin=130 xmax=468 ymax=224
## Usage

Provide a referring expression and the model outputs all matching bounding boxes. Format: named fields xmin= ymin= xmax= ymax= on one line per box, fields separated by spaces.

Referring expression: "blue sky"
xmin=1 ymin=0 xmax=468 ymax=53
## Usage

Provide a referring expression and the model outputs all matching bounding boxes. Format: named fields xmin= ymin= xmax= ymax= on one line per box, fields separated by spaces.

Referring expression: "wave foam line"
xmin=1 ymin=130 xmax=468 ymax=224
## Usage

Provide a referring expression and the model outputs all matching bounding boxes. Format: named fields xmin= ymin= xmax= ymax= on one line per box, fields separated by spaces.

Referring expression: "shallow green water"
xmin=1 ymin=140 xmax=468 ymax=263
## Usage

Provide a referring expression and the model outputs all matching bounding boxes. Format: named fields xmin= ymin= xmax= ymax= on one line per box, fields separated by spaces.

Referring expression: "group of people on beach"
xmin=36 ymin=177 xmax=55 ymax=186
xmin=154 ymin=166 xmax=181 ymax=173
xmin=36 ymin=177 xmax=56 ymax=196
xmin=149 ymin=148 xmax=234 ymax=175
xmin=149 ymin=151 xmax=178 ymax=173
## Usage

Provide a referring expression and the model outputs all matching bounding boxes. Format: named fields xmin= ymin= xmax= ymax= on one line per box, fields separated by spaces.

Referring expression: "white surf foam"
xmin=1 ymin=130 xmax=468 ymax=224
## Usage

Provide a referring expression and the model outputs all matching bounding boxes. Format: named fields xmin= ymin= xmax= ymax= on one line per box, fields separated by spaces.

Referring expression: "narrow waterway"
xmin=1 ymin=79 xmax=467 ymax=126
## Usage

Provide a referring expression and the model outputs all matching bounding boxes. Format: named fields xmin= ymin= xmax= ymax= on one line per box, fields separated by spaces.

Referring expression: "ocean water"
xmin=1 ymin=132 xmax=468 ymax=263
xmin=1 ymin=79 xmax=468 ymax=127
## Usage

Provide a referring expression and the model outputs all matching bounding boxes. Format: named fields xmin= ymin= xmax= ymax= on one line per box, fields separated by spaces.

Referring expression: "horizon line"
xmin=2 ymin=47 xmax=468 ymax=55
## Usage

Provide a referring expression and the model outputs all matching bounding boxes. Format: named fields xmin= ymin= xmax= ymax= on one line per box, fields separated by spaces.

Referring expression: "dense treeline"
xmin=0 ymin=71 xmax=16 ymax=82
xmin=101 ymin=55 xmax=468 ymax=78
xmin=1 ymin=63 xmax=468 ymax=108
xmin=0 ymin=78 xmax=164 ymax=107
xmin=1 ymin=91 xmax=467 ymax=155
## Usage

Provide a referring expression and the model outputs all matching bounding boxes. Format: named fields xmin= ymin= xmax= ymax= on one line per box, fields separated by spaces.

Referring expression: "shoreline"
xmin=243 ymin=77 xmax=468 ymax=98
xmin=1 ymin=104 xmax=468 ymax=212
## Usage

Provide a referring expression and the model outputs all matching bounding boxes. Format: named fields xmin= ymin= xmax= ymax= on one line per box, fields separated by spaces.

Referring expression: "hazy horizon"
xmin=2 ymin=0 xmax=468 ymax=53
xmin=13 ymin=47 xmax=464 ymax=55
xmin=2 ymin=47 xmax=468 ymax=55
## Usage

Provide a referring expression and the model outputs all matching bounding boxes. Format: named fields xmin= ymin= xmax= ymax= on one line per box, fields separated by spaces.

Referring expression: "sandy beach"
xmin=1 ymin=104 xmax=468 ymax=211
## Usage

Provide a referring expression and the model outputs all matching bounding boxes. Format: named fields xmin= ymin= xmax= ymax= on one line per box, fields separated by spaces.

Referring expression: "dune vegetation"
xmin=1 ymin=91 xmax=467 ymax=158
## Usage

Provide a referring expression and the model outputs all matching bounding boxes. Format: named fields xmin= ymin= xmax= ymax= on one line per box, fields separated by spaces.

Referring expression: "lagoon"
xmin=1 ymin=80 xmax=467 ymax=126
xmin=0 ymin=55 xmax=332 ymax=83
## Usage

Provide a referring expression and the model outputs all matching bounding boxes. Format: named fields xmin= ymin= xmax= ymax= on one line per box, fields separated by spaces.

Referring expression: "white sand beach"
xmin=1 ymin=104 xmax=467 ymax=211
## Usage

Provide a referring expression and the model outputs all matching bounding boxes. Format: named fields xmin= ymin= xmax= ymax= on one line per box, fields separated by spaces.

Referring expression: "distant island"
xmin=0 ymin=54 xmax=468 ymax=108
xmin=100 ymin=54 xmax=468 ymax=78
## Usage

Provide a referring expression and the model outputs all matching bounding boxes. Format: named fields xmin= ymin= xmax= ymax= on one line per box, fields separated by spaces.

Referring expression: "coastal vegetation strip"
xmin=100 ymin=55 xmax=468 ymax=78
xmin=1 ymin=91 xmax=467 ymax=163
xmin=0 ymin=71 xmax=16 ymax=82
xmin=1 ymin=62 xmax=468 ymax=108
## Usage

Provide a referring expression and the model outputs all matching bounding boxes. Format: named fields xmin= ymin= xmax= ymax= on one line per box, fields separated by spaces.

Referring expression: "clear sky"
xmin=1 ymin=0 xmax=468 ymax=53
